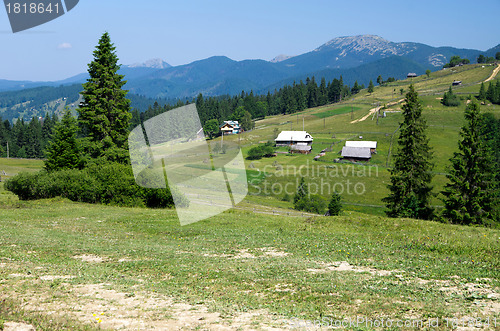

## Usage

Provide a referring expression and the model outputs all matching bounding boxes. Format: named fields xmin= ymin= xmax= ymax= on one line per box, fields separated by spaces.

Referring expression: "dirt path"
xmin=485 ymin=63 xmax=500 ymax=82
xmin=350 ymin=99 xmax=404 ymax=124
xmin=350 ymin=106 xmax=381 ymax=124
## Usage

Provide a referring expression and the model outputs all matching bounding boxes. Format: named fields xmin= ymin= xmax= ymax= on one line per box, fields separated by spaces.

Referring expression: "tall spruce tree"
xmin=78 ymin=32 xmax=131 ymax=164
xmin=441 ymin=101 xmax=496 ymax=225
xmin=368 ymin=80 xmax=374 ymax=93
xmin=44 ymin=109 xmax=82 ymax=172
xmin=478 ymin=82 xmax=487 ymax=101
xmin=383 ymin=85 xmax=434 ymax=219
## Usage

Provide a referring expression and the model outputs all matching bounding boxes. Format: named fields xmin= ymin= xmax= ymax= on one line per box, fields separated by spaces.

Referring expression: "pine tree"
xmin=486 ymin=82 xmax=495 ymax=102
xmin=328 ymin=191 xmax=342 ymax=216
xmin=441 ymin=101 xmax=496 ymax=225
xmin=478 ymin=82 xmax=487 ymax=101
xmin=293 ymin=177 xmax=308 ymax=205
xmin=383 ymin=85 xmax=434 ymax=219
xmin=77 ymin=32 xmax=131 ymax=164
xmin=368 ymin=80 xmax=374 ymax=93
xmin=44 ymin=109 xmax=82 ymax=172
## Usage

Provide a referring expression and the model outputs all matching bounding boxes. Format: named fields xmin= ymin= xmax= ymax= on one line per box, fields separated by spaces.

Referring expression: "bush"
xmin=294 ymin=194 xmax=327 ymax=214
xmin=5 ymin=162 xmax=187 ymax=209
xmin=281 ymin=193 xmax=291 ymax=202
xmin=246 ymin=144 xmax=275 ymax=160
xmin=442 ymin=87 xmax=461 ymax=107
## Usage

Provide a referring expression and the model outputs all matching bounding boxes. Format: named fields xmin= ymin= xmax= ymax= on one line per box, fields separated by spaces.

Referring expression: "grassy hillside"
xmin=213 ymin=63 xmax=500 ymax=216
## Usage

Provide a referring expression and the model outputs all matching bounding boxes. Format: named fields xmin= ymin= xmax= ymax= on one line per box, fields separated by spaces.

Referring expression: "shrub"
xmin=294 ymin=194 xmax=327 ymax=214
xmin=246 ymin=144 xmax=275 ymax=160
xmin=442 ymin=87 xmax=461 ymax=107
xmin=5 ymin=162 xmax=187 ymax=209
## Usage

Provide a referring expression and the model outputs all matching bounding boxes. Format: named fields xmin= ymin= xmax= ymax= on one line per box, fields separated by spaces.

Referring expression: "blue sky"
xmin=1 ymin=0 xmax=499 ymax=81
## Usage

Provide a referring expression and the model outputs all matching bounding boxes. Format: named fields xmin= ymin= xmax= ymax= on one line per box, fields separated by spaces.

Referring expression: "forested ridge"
xmin=0 ymin=74 xmax=358 ymax=159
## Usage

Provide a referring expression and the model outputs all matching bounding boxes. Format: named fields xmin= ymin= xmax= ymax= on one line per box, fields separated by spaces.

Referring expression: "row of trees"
xmin=477 ymin=53 xmax=500 ymax=64
xmin=478 ymin=81 xmax=500 ymax=105
xmin=444 ymin=56 xmax=470 ymax=68
xmin=384 ymin=85 xmax=498 ymax=225
xmin=0 ymin=113 xmax=58 ymax=158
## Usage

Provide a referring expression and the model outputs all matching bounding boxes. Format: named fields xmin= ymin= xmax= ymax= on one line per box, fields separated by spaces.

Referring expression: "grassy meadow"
xmin=0 ymin=184 xmax=499 ymax=329
xmin=0 ymin=64 xmax=499 ymax=329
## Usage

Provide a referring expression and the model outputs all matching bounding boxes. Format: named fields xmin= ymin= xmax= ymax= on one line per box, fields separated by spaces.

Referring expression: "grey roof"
xmin=341 ymin=147 xmax=371 ymax=159
xmin=290 ymin=145 xmax=312 ymax=151
xmin=345 ymin=141 xmax=377 ymax=149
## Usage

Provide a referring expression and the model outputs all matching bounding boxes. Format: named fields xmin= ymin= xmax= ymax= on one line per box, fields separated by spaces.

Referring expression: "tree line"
xmin=0 ymin=113 xmax=58 ymax=158
xmin=1 ymin=67 xmax=359 ymax=160
xmin=478 ymin=81 xmax=500 ymax=105
xmin=132 ymin=75 xmax=357 ymax=137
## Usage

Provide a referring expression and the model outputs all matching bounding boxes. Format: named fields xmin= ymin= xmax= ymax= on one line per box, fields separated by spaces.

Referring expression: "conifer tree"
xmin=328 ymin=191 xmax=342 ymax=216
xmin=77 ymin=32 xmax=131 ymax=164
xmin=478 ymin=82 xmax=487 ymax=101
xmin=44 ymin=109 xmax=82 ymax=172
xmin=441 ymin=101 xmax=497 ymax=225
xmin=293 ymin=177 xmax=308 ymax=205
xmin=368 ymin=80 xmax=374 ymax=93
xmin=383 ymin=85 xmax=434 ymax=219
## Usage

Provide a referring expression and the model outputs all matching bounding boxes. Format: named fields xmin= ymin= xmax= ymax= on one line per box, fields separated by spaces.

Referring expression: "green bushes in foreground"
xmin=5 ymin=162 xmax=189 ymax=209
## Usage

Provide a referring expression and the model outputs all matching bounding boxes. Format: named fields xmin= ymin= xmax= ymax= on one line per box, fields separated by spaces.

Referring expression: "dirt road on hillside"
xmin=485 ymin=63 xmax=500 ymax=82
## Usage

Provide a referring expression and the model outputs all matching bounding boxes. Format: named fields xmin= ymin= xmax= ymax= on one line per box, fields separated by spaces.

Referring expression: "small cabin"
xmin=452 ymin=80 xmax=462 ymax=86
xmin=341 ymin=147 xmax=372 ymax=162
xmin=345 ymin=141 xmax=377 ymax=154
xmin=220 ymin=121 xmax=240 ymax=134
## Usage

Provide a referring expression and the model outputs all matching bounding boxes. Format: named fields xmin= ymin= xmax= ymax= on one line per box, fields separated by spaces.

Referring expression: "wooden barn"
xmin=341 ymin=147 xmax=372 ymax=162
xmin=345 ymin=141 xmax=377 ymax=153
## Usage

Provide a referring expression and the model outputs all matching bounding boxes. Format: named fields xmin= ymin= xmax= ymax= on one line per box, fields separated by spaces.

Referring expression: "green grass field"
xmin=0 ymin=189 xmax=499 ymax=329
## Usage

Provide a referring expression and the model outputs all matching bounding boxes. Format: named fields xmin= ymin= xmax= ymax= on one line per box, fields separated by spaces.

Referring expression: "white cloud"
xmin=57 ymin=43 xmax=72 ymax=49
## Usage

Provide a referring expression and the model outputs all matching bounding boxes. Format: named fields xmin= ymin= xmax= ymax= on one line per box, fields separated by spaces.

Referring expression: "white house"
xmin=220 ymin=121 xmax=241 ymax=134
xmin=275 ymin=131 xmax=313 ymax=147
xmin=345 ymin=141 xmax=377 ymax=153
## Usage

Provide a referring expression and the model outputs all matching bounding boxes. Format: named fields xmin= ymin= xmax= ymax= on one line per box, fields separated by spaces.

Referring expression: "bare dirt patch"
xmin=39 ymin=275 xmax=75 ymax=281
xmin=3 ymin=321 xmax=35 ymax=331
xmin=257 ymin=247 xmax=290 ymax=257
xmin=231 ymin=247 xmax=290 ymax=259
xmin=8 ymin=273 xmax=34 ymax=278
xmin=72 ymin=254 xmax=105 ymax=263
xmin=11 ymin=282 xmax=287 ymax=330
xmin=308 ymin=261 xmax=401 ymax=276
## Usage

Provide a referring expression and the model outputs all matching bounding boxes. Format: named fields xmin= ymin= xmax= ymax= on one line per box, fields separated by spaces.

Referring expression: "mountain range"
xmin=1 ymin=34 xmax=499 ymax=104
